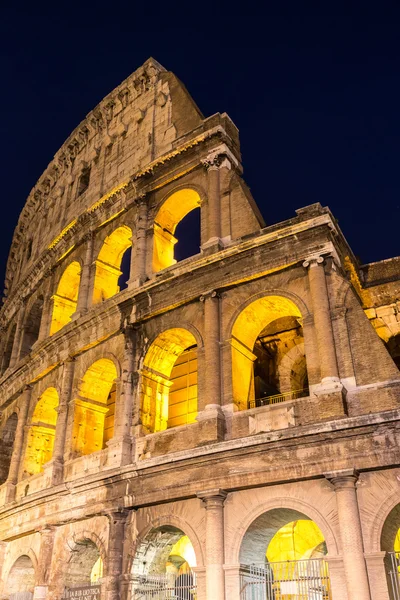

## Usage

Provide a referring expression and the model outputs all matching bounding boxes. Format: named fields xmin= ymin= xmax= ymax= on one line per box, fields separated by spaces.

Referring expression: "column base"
xmin=50 ymin=459 xmax=64 ymax=486
xmin=33 ymin=585 xmax=49 ymax=600
xmin=196 ymin=405 xmax=225 ymax=442
xmin=201 ymin=237 xmax=224 ymax=254
xmin=310 ymin=378 xmax=348 ymax=420
xmin=3 ymin=481 xmax=16 ymax=504
xmin=106 ymin=437 xmax=133 ymax=467
xmin=127 ymin=276 xmax=147 ymax=290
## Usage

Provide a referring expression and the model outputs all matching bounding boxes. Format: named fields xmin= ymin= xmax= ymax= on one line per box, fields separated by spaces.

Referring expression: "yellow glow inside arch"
xmin=395 ymin=528 xmax=400 ymax=552
xmin=231 ymin=295 xmax=302 ymax=411
xmin=142 ymin=328 xmax=198 ymax=432
xmin=71 ymin=358 xmax=118 ymax=456
xmin=153 ymin=189 xmax=201 ymax=272
xmin=23 ymin=387 xmax=59 ymax=476
xmin=267 ymin=520 xmax=325 ymax=563
xmin=50 ymin=261 xmax=81 ymax=335
xmin=169 ymin=535 xmax=197 ymax=568
xmin=92 ymin=225 xmax=132 ymax=304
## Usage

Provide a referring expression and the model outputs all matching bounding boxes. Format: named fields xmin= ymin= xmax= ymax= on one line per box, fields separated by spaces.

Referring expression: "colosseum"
xmin=0 ymin=57 xmax=399 ymax=600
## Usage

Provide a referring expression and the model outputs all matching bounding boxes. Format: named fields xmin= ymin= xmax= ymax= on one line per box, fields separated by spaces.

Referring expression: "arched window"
xmin=20 ymin=296 xmax=44 ymax=358
xmin=65 ymin=539 xmax=103 ymax=587
xmin=92 ymin=226 xmax=132 ymax=304
xmin=0 ymin=413 xmax=18 ymax=484
xmin=7 ymin=555 xmax=35 ymax=598
xmin=50 ymin=261 xmax=81 ymax=335
xmin=153 ymin=189 xmax=201 ymax=272
xmin=141 ymin=328 xmax=198 ymax=433
xmin=71 ymin=358 xmax=117 ymax=457
xmin=1 ymin=323 xmax=16 ymax=373
xmin=231 ymin=296 xmax=309 ymax=411
xmin=23 ymin=387 xmax=59 ymax=477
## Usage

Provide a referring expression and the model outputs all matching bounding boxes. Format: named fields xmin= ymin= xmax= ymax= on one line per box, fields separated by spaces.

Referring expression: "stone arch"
xmin=140 ymin=327 xmax=199 ymax=432
xmin=20 ymin=296 xmax=44 ymax=358
xmin=71 ymin=358 xmax=118 ymax=457
xmin=229 ymin=292 xmax=309 ymax=410
xmin=229 ymin=496 xmax=339 ymax=565
xmin=277 ymin=340 xmax=308 ymax=393
xmin=0 ymin=413 xmax=18 ymax=484
xmin=92 ymin=225 xmax=132 ymax=304
xmin=5 ymin=552 xmax=38 ymax=597
xmin=22 ymin=387 xmax=59 ymax=477
xmin=152 ymin=188 xmax=202 ymax=272
xmin=50 ymin=260 xmax=82 ymax=335
xmin=64 ymin=531 xmax=107 ymax=587
xmin=368 ymin=489 xmax=400 ymax=553
xmin=1 ymin=322 xmax=17 ymax=373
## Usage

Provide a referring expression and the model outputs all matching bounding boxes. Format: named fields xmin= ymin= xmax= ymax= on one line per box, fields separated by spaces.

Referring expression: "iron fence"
xmin=240 ymin=559 xmax=331 ymax=599
xmin=131 ymin=571 xmax=196 ymax=599
xmin=248 ymin=388 xmax=309 ymax=410
xmin=388 ymin=551 xmax=400 ymax=600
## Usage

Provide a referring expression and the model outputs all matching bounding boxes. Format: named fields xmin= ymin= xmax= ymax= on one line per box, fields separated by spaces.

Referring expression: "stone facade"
xmin=0 ymin=58 xmax=399 ymax=600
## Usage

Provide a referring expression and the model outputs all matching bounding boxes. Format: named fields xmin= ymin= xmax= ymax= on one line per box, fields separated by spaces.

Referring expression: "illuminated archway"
xmin=131 ymin=525 xmax=196 ymax=596
xmin=380 ymin=502 xmax=400 ymax=595
xmin=7 ymin=555 xmax=35 ymax=597
xmin=0 ymin=413 xmax=18 ymax=484
xmin=71 ymin=358 xmax=118 ymax=456
xmin=153 ymin=189 xmax=201 ymax=272
xmin=50 ymin=261 xmax=81 ymax=335
xmin=65 ymin=539 xmax=103 ymax=587
xmin=231 ymin=295 xmax=308 ymax=411
xmin=23 ymin=387 xmax=59 ymax=477
xmin=141 ymin=328 xmax=198 ymax=433
xmin=92 ymin=226 xmax=132 ymax=304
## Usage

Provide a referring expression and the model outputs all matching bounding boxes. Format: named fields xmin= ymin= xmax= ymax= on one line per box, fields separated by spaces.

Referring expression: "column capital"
xmin=201 ymin=144 xmax=239 ymax=171
xmin=200 ymin=290 xmax=220 ymax=302
xmin=103 ymin=508 xmax=130 ymax=522
xmin=36 ymin=525 xmax=56 ymax=535
xmin=197 ymin=488 xmax=228 ymax=506
xmin=82 ymin=229 xmax=95 ymax=243
xmin=324 ymin=468 xmax=359 ymax=489
xmin=303 ymin=255 xmax=325 ymax=268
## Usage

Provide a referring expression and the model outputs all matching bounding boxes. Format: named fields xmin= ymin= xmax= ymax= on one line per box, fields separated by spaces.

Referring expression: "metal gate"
xmin=240 ymin=559 xmax=331 ymax=599
xmin=388 ymin=552 xmax=400 ymax=600
xmin=131 ymin=571 xmax=197 ymax=599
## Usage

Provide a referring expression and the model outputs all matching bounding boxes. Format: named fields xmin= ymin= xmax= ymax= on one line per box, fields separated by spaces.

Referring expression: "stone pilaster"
xmin=104 ymin=510 xmax=129 ymax=600
xmin=197 ymin=489 xmax=227 ymax=600
xmin=5 ymin=385 xmax=32 ymax=502
xmin=200 ymin=291 xmax=222 ymax=410
xmin=51 ymin=358 xmax=75 ymax=484
xmin=9 ymin=303 xmax=26 ymax=368
xmin=33 ymin=526 xmax=55 ymax=600
xmin=325 ymin=470 xmax=371 ymax=600
xmin=129 ymin=196 xmax=148 ymax=289
xmin=202 ymin=152 xmax=232 ymax=249
xmin=75 ymin=231 xmax=95 ymax=315
xmin=364 ymin=551 xmax=390 ymax=600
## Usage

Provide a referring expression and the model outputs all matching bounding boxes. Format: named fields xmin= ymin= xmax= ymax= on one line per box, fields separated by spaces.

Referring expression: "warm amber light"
xmin=169 ymin=535 xmax=197 ymax=568
xmin=92 ymin=226 xmax=132 ymax=304
xmin=141 ymin=328 xmax=198 ymax=432
xmin=71 ymin=358 xmax=117 ymax=456
xmin=23 ymin=387 xmax=59 ymax=476
xmin=50 ymin=261 xmax=81 ymax=335
xmin=267 ymin=520 xmax=325 ymax=563
xmin=153 ymin=189 xmax=201 ymax=272
xmin=90 ymin=557 xmax=103 ymax=583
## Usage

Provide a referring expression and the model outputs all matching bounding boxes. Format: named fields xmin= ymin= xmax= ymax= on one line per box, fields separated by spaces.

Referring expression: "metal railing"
xmin=248 ymin=388 xmax=309 ymax=410
xmin=240 ymin=559 xmax=331 ymax=599
xmin=388 ymin=551 xmax=400 ymax=600
xmin=131 ymin=572 xmax=197 ymax=599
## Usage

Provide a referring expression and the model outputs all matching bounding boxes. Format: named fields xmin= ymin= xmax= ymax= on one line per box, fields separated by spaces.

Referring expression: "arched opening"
xmin=239 ymin=508 xmax=330 ymax=599
xmin=381 ymin=503 xmax=400 ymax=598
xmin=118 ymin=245 xmax=132 ymax=292
xmin=71 ymin=359 xmax=118 ymax=457
xmin=0 ymin=413 xmax=18 ymax=484
xmin=141 ymin=329 xmax=198 ymax=433
xmin=65 ymin=539 xmax=103 ymax=588
xmin=92 ymin=226 xmax=132 ymax=304
xmin=153 ymin=189 xmax=201 ymax=272
xmin=385 ymin=334 xmax=400 ymax=370
xmin=50 ymin=261 xmax=81 ymax=335
xmin=231 ymin=296 xmax=309 ymax=411
xmin=23 ymin=388 xmax=58 ymax=477
xmin=1 ymin=322 xmax=16 ymax=373
xmin=7 ymin=555 xmax=35 ymax=599
xmin=131 ymin=526 xmax=197 ymax=598
xmin=20 ymin=297 xmax=44 ymax=358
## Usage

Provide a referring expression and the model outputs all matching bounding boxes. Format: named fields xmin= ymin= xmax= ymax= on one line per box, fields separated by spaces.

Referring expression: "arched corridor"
xmin=23 ymin=388 xmax=59 ymax=477
xmin=92 ymin=226 xmax=132 ymax=304
xmin=64 ymin=539 xmax=103 ymax=588
xmin=141 ymin=328 xmax=198 ymax=432
xmin=381 ymin=503 xmax=400 ymax=599
xmin=0 ymin=413 xmax=18 ymax=484
xmin=7 ymin=555 xmax=35 ymax=599
xmin=20 ymin=297 xmax=44 ymax=358
xmin=50 ymin=261 xmax=81 ymax=335
xmin=231 ymin=296 xmax=309 ymax=411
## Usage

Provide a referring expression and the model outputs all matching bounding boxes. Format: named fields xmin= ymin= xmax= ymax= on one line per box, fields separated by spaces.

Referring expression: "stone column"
xmin=108 ymin=327 xmax=136 ymax=465
xmin=5 ymin=385 xmax=32 ymax=502
xmin=364 ymin=552 xmax=390 ymax=600
xmin=303 ymin=256 xmax=339 ymax=383
xmin=129 ymin=196 xmax=148 ymax=289
xmin=38 ymin=272 xmax=56 ymax=342
xmin=9 ymin=303 xmax=26 ymax=368
xmin=51 ymin=359 xmax=75 ymax=484
xmin=200 ymin=291 xmax=222 ymax=410
xmin=104 ymin=510 xmax=129 ymax=600
xmin=197 ymin=489 xmax=227 ymax=600
xmin=326 ymin=470 xmax=371 ymax=600
xmin=0 ymin=541 xmax=7 ymax=595
xmin=75 ymin=231 xmax=95 ymax=315
xmin=33 ymin=526 xmax=55 ymax=599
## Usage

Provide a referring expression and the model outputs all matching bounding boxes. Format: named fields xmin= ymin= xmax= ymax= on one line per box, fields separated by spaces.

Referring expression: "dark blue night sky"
xmin=1 ymin=3 xmax=399 ymax=291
